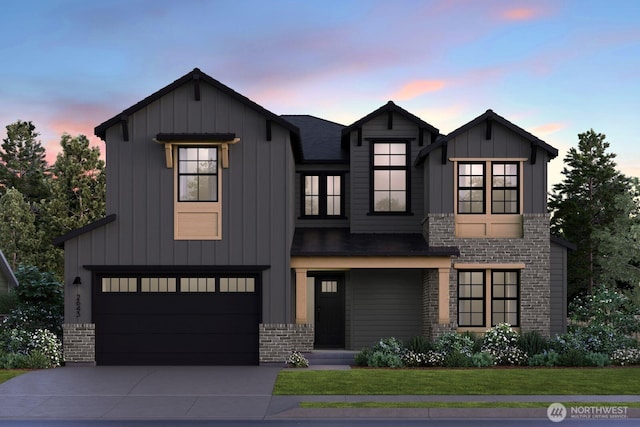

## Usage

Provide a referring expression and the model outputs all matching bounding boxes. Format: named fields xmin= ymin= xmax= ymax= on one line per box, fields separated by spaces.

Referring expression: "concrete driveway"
xmin=0 ymin=365 xmax=284 ymax=420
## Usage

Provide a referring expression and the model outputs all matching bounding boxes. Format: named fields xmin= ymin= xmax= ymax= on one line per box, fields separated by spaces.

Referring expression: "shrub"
xmin=0 ymin=292 xmax=17 ymax=314
xmin=406 ymin=336 xmax=432 ymax=353
xmin=359 ymin=337 xmax=407 ymax=368
xmin=550 ymin=324 xmax=636 ymax=356
xmin=23 ymin=351 xmax=52 ymax=369
xmin=570 ymin=284 xmax=640 ymax=335
xmin=557 ymin=348 xmax=589 ymax=367
xmin=528 ymin=350 xmax=560 ymax=367
xmin=470 ymin=352 xmax=494 ymax=368
xmin=517 ymin=331 xmax=549 ymax=356
xmin=481 ymin=323 xmax=528 ymax=365
xmin=434 ymin=332 xmax=474 ymax=357
xmin=610 ymin=348 xmax=640 ymax=366
xmin=461 ymin=331 xmax=484 ymax=354
xmin=444 ymin=350 xmax=472 ymax=368
xmin=0 ymin=351 xmax=28 ymax=369
xmin=355 ymin=347 xmax=372 ymax=367
xmin=369 ymin=351 xmax=404 ymax=368
xmin=0 ymin=328 xmax=62 ymax=368
xmin=584 ymin=352 xmax=611 ymax=367
xmin=286 ymin=350 xmax=309 ymax=368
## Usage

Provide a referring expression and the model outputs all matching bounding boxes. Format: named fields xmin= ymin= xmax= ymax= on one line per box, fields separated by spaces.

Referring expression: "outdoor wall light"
xmin=73 ymin=276 xmax=82 ymax=286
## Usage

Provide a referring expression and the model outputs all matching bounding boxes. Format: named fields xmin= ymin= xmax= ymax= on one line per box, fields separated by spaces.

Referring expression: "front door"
xmin=314 ymin=275 xmax=345 ymax=348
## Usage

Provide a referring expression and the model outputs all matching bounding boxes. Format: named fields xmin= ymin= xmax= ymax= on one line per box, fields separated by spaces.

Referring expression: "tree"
xmin=549 ymin=129 xmax=640 ymax=299
xmin=0 ymin=120 xmax=50 ymax=203
xmin=0 ymin=188 xmax=39 ymax=270
xmin=40 ymin=134 xmax=106 ymax=276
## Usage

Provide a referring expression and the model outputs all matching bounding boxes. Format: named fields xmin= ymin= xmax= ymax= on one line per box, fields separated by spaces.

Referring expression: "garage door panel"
xmin=94 ymin=274 xmax=261 ymax=365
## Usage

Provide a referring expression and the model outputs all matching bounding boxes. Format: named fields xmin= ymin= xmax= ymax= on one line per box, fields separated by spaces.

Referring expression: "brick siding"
xmin=259 ymin=323 xmax=314 ymax=363
xmin=62 ymin=323 xmax=96 ymax=365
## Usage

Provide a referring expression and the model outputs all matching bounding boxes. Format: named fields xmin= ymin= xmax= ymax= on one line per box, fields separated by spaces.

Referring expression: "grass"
xmin=0 ymin=370 xmax=25 ymax=384
xmin=300 ymin=401 xmax=640 ymax=409
xmin=274 ymin=367 xmax=640 ymax=395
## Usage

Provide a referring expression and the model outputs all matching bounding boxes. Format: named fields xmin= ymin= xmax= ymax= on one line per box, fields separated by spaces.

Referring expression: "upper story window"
xmin=458 ymin=163 xmax=485 ymax=214
xmin=178 ymin=147 xmax=218 ymax=202
xmin=491 ymin=163 xmax=519 ymax=214
xmin=457 ymin=161 xmax=519 ymax=215
xmin=371 ymin=141 xmax=408 ymax=213
xmin=302 ymin=173 xmax=343 ymax=218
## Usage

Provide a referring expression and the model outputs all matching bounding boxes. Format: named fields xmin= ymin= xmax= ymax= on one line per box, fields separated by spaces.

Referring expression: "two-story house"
xmin=55 ymin=68 xmax=571 ymax=365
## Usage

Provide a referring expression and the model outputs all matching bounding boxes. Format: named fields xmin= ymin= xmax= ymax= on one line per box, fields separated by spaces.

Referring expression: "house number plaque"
xmin=76 ymin=294 xmax=81 ymax=319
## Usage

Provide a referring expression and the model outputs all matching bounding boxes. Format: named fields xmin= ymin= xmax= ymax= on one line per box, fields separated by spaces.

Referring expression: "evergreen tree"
xmin=0 ymin=120 xmax=50 ymax=202
xmin=549 ymin=129 xmax=639 ymax=299
xmin=0 ymin=188 xmax=39 ymax=270
xmin=40 ymin=134 xmax=106 ymax=277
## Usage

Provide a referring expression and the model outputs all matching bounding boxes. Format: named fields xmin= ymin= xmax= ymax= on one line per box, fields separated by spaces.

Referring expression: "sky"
xmin=0 ymin=0 xmax=639 ymax=188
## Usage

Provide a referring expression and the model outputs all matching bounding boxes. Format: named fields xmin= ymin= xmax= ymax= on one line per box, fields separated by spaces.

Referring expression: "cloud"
xmin=390 ymin=80 xmax=447 ymax=101
xmin=529 ymin=122 xmax=566 ymax=136
xmin=500 ymin=7 xmax=540 ymax=21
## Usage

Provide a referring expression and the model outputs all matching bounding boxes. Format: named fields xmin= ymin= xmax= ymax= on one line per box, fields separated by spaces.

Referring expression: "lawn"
xmin=274 ymin=367 xmax=640 ymax=395
xmin=0 ymin=370 xmax=25 ymax=384
xmin=300 ymin=402 xmax=640 ymax=409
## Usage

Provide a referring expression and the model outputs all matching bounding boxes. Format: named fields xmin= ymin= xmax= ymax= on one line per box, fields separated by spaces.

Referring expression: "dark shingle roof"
xmin=415 ymin=109 xmax=558 ymax=165
xmin=281 ymin=115 xmax=346 ymax=163
xmin=53 ymin=214 xmax=117 ymax=248
xmin=341 ymin=101 xmax=439 ymax=137
xmin=291 ymin=228 xmax=459 ymax=257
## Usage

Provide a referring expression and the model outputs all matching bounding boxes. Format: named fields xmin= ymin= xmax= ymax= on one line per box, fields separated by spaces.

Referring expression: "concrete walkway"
xmin=0 ymin=366 xmax=637 ymax=420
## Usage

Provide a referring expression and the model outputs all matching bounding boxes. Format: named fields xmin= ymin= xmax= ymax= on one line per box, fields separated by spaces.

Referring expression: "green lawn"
xmin=0 ymin=370 xmax=25 ymax=384
xmin=300 ymin=401 xmax=640 ymax=409
xmin=274 ymin=367 xmax=640 ymax=395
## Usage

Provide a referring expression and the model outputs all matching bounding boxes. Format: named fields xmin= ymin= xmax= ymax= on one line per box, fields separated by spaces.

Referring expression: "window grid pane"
xmin=372 ymin=142 xmax=407 ymax=213
xmin=458 ymin=163 xmax=485 ymax=214
xmin=491 ymin=162 xmax=519 ymax=214
xmin=178 ymin=147 xmax=218 ymax=202
xmin=458 ymin=271 xmax=485 ymax=327
xmin=491 ymin=270 xmax=519 ymax=326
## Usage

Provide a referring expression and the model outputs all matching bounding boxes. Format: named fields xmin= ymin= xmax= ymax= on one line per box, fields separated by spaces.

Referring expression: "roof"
xmin=281 ymin=115 xmax=347 ymax=163
xmin=291 ymin=228 xmax=459 ymax=257
xmin=94 ymin=68 xmax=303 ymax=161
xmin=415 ymin=109 xmax=558 ymax=165
xmin=341 ymin=101 xmax=440 ymax=139
xmin=551 ymin=235 xmax=577 ymax=251
xmin=0 ymin=249 xmax=18 ymax=289
xmin=53 ymin=214 xmax=117 ymax=248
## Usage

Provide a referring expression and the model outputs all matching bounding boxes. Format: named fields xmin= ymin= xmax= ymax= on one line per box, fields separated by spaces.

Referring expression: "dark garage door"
xmin=94 ymin=275 xmax=260 ymax=365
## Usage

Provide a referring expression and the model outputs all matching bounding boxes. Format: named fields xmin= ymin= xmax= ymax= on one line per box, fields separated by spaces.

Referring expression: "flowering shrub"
xmin=434 ymin=332 xmax=474 ymax=357
xmin=528 ymin=350 xmax=560 ymax=367
xmin=286 ymin=350 xmax=309 ymax=368
xmin=402 ymin=350 xmax=445 ymax=367
xmin=610 ymin=348 xmax=640 ymax=366
xmin=550 ymin=324 xmax=636 ymax=356
xmin=570 ymin=285 xmax=640 ymax=335
xmin=2 ymin=328 xmax=62 ymax=368
xmin=366 ymin=337 xmax=406 ymax=368
xmin=481 ymin=323 xmax=528 ymax=365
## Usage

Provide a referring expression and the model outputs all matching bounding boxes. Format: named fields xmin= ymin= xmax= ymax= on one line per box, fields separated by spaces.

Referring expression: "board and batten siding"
xmin=550 ymin=241 xmax=568 ymax=335
xmin=65 ymin=80 xmax=295 ymax=325
xmin=348 ymin=269 xmax=423 ymax=349
xmin=347 ymin=113 xmax=430 ymax=233
xmin=425 ymin=123 xmax=550 ymax=214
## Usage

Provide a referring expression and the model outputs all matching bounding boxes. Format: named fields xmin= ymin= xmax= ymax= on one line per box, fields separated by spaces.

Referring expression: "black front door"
xmin=314 ymin=275 xmax=345 ymax=348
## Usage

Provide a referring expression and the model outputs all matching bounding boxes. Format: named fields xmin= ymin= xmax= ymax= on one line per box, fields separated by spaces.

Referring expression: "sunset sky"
xmin=0 ymin=0 xmax=639 ymax=187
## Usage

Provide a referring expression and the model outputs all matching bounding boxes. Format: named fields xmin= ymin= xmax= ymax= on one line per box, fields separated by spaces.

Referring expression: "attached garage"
xmin=92 ymin=273 xmax=261 ymax=365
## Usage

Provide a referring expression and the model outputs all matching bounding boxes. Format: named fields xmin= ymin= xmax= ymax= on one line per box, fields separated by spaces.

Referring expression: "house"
xmin=0 ymin=248 xmax=18 ymax=294
xmin=54 ymin=68 xmax=571 ymax=366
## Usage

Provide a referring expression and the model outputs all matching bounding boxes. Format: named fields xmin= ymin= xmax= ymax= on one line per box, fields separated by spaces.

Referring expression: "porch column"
xmin=438 ymin=267 xmax=450 ymax=324
xmin=295 ymin=268 xmax=308 ymax=324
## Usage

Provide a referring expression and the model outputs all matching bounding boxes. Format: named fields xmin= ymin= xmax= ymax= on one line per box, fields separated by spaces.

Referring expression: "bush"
xmin=517 ymin=331 xmax=548 ymax=356
xmin=0 ymin=351 xmax=28 ymax=369
xmin=359 ymin=337 xmax=406 ymax=368
xmin=0 ymin=328 xmax=62 ymax=368
xmin=355 ymin=347 xmax=372 ymax=367
xmin=444 ymin=350 xmax=472 ymax=368
xmin=470 ymin=352 xmax=494 ymax=368
xmin=610 ymin=348 xmax=640 ymax=366
xmin=481 ymin=323 xmax=528 ymax=365
xmin=550 ymin=324 xmax=636 ymax=356
xmin=286 ymin=350 xmax=309 ymax=368
xmin=584 ymin=352 xmax=611 ymax=367
xmin=461 ymin=331 xmax=484 ymax=354
xmin=570 ymin=284 xmax=640 ymax=335
xmin=369 ymin=351 xmax=404 ymax=368
xmin=557 ymin=348 xmax=589 ymax=367
xmin=0 ymin=292 xmax=17 ymax=314
xmin=23 ymin=351 xmax=52 ymax=369
xmin=528 ymin=350 xmax=560 ymax=367
xmin=434 ymin=332 xmax=474 ymax=357
xmin=406 ymin=336 xmax=432 ymax=353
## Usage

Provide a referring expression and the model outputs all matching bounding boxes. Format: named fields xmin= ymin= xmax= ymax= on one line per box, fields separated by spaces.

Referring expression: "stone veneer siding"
xmin=62 ymin=323 xmax=96 ymax=365
xmin=259 ymin=323 xmax=314 ymax=363
xmin=425 ymin=213 xmax=551 ymax=337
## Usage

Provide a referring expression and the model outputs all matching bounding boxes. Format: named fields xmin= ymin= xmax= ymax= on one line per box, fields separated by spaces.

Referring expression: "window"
xmin=491 ymin=271 xmax=519 ymax=326
xmin=491 ymin=163 xmax=519 ymax=214
xmin=457 ymin=271 xmax=485 ymax=327
xmin=457 ymin=163 xmax=485 ymax=214
xmin=457 ymin=269 xmax=520 ymax=328
xmin=372 ymin=142 xmax=408 ymax=212
xmin=100 ymin=275 xmax=257 ymax=293
xmin=302 ymin=173 xmax=343 ymax=217
xmin=101 ymin=278 xmax=137 ymax=293
xmin=321 ymin=280 xmax=338 ymax=293
xmin=178 ymin=147 xmax=218 ymax=202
